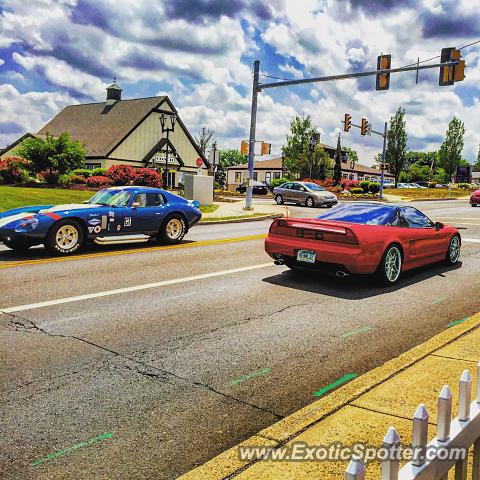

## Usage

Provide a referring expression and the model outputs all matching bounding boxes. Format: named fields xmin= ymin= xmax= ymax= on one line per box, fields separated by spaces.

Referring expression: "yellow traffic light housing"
xmin=344 ymin=113 xmax=352 ymax=132
xmin=376 ymin=54 xmax=391 ymax=91
xmin=261 ymin=142 xmax=271 ymax=155
xmin=360 ymin=118 xmax=368 ymax=136
xmin=240 ymin=140 xmax=249 ymax=155
xmin=439 ymin=48 xmax=465 ymax=86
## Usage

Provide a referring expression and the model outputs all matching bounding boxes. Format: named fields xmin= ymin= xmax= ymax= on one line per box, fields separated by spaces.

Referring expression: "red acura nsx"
xmin=265 ymin=203 xmax=461 ymax=285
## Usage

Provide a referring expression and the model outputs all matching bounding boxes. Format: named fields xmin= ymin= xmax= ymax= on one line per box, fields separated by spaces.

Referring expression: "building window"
xmin=273 ymin=171 xmax=281 ymax=179
xmin=85 ymin=163 xmax=101 ymax=170
xmin=265 ymin=172 xmax=271 ymax=184
xmin=235 ymin=172 xmax=242 ymax=183
xmin=253 ymin=172 xmax=258 ymax=181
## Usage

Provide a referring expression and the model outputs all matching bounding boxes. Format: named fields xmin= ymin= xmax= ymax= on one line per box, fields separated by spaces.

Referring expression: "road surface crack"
xmin=2 ymin=312 xmax=284 ymax=419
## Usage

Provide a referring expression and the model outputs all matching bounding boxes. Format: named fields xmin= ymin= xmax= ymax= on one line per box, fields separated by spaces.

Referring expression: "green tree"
xmin=343 ymin=146 xmax=358 ymax=167
xmin=385 ymin=107 xmax=408 ymax=187
xmin=438 ymin=116 xmax=465 ymax=182
xmin=16 ymin=132 xmax=85 ymax=183
xmin=298 ymin=145 xmax=332 ymax=180
xmin=473 ymin=145 xmax=480 ymax=171
xmin=195 ymin=126 xmax=216 ymax=156
xmin=333 ymin=134 xmax=342 ymax=184
xmin=282 ymin=114 xmax=318 ymax=177
xmin=215 ymin=149 xmax=247 ymax=188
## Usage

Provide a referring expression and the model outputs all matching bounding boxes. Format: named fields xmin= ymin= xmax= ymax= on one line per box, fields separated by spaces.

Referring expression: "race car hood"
xmin=39 ymin=203 xmax=102 ymax=213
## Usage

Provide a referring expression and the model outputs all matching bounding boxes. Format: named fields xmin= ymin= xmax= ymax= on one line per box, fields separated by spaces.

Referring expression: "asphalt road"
xmin=1 ymin=199 xmax=480 ymax=479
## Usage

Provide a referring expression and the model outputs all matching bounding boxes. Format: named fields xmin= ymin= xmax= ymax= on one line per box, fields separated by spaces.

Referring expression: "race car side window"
xmin=134 ymin=193 xmax=164 ymax=208
xmin=400 ymin=207 xmax=433 ymax=228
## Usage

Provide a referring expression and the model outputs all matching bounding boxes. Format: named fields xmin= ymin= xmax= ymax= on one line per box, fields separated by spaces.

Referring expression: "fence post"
xmin=476 ymin=361 xmax=480 ymax=403
xmin=458 ymin=370 xmax=472 ymax=421
xmin=381 ymin=427 xmax=400 ymax=480
xmin=345 ymin=456 xmax=365 ymax=480
xmin=437 ymin=385 xmax=452 ymax=442
xmin=412 ymin=404 xmax=429 ymax=466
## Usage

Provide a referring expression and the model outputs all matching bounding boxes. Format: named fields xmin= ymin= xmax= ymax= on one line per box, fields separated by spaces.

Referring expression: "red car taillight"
xmin=269 ymin=220 xmax=359 ymax=244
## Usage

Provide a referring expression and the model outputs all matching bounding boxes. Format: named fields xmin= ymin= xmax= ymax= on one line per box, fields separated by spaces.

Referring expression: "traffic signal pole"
xmin=245 ymin=54 xmax=462 ymax=209
xmin=245 ymin=60 xmax=260 ymax=211
xmin=379 ymin=121 xmax=388 ymax=200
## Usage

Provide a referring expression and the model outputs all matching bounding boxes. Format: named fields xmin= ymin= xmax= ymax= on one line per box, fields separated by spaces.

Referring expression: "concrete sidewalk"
xmin=201 ymin=199 xmax=288 ymax=219
xmin=180 ymin=313 xmax=480 ymax=479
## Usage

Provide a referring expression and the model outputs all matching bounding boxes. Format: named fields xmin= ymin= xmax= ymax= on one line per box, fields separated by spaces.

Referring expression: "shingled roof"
xmin=37 ymin=96 xmax=166 ymax=157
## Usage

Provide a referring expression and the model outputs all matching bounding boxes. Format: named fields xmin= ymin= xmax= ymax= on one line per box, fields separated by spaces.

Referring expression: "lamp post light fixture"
xmin=159 ymin=113 xmax=177 ymax=188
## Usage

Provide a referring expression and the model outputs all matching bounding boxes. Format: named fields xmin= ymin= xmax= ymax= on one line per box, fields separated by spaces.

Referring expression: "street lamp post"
xmin=309 ymin=133 xmax=320 ymax=179
xmin=159 ymin=113 xmax=177 ymax=189
xmin=281 ymin=150 xmax=285 ymax=178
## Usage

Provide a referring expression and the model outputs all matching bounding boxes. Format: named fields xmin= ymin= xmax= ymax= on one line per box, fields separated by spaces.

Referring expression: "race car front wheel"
xmin=46 ymin=220 xmax=84 ymax=255
xmin=376 ymin=244 xmax=402 ymax=286
xmin=158 ymin=215 xmax=186 ymax=244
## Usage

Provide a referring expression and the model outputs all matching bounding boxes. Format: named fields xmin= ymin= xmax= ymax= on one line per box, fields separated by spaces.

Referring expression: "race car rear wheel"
xmin=4 ymin=239 xmax=30 ymax=253
xmin=158 ymin=214 xmax=186 ymax=244
xmin=445 ymin=234 xmax=461 ymax=265
xmin=376 ymin=244 xmax=402 ymax=286
xmin=46 ymin=219 xmax=84 ymax=255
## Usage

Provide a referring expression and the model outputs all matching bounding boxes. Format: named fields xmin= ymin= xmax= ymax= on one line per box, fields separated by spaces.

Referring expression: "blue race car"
xmin=0 ymin=186 xmax=202 ymax=255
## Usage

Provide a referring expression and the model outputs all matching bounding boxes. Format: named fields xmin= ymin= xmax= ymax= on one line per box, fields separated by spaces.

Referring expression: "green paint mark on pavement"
xmin=313 ymin=373 xmax=358 ymax=397
xmin=432 ymin=297 xmax=447 ymax=304
xmin=448 ymin=317 xmax=469 ymax=327
xmin=32 ymin=433 xmax=113 ymax=467
xmin=229 ymin=368 xmax=271 ymax=386
xmin=341 ymin=326 xmax=372 ymax=339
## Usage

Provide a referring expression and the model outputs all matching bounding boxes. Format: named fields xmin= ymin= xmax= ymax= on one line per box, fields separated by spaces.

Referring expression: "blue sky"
xmin=0 ymin=0 xmax=479 ymax=165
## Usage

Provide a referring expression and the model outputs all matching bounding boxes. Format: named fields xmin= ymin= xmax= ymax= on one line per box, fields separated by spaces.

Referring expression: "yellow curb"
xmin=179 ymin=313 xmax=480 ymax=479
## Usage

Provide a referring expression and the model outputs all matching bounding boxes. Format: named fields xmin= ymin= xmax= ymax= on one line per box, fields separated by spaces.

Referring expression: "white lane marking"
xmin=448 ymin=222 xmax=480 ymax=226
xmin=1 ymin=263 xmax=274 ymax=313
xmin=463 ymin=238 xmax=480 ymax=243
xmin=439 ymin=217 xmax=480 ymax=220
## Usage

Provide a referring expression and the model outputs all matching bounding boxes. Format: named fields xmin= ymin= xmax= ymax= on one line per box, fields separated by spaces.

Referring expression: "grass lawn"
xmin=0 ymin=185 xmax=93 ymax=211
xmin=198 ymin=204 xmax=219 ymax=214
xmin=384 ymin=187 xmax=472 ymax=199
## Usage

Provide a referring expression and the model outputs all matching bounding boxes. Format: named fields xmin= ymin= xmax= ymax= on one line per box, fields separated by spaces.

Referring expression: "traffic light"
xmin=439 ymin=48 xmax=465 ymax=86
xmin=240 ymin=140 xmax=249 ymax=155
xmin=360 ymin=118 xmax=368 ymax=136
xmin=376 ymin=54 xmax=391 ymax=90
xmin=261 ymin=142 xmax=271 ymax=155
xmin=344 ymin=113 xmax=351 ymax=132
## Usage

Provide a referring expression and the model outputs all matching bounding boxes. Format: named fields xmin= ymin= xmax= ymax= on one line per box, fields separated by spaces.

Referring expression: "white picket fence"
xmin=345 ymin=362 xmax=480 ymax=480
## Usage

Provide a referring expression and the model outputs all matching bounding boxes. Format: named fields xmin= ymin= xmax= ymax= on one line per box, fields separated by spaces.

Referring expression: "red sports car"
xmin=470 ymin=189 xmax=480 ymax=207
xmin=265 ymin=203 xmax=461 ymax=285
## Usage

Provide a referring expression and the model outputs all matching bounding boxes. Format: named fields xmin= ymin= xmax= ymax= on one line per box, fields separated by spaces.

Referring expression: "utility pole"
xmin=379 ymin=121 xmax=388 ymax=200
xmin=245 ymin=60 xmax=260 ymax=210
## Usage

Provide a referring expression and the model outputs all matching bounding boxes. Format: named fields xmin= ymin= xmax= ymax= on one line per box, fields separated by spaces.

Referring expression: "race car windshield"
xmin=317 ymin=204 xmax=396 ymax=225
xmin=87 ymin=190 xmax=132 ymax=207
xmin=303 ymin=183 xmax=325 ymax=191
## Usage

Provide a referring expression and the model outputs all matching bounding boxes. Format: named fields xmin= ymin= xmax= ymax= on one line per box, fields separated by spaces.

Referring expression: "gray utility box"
xmin=183 ymin=174 xmax=213 ymax=205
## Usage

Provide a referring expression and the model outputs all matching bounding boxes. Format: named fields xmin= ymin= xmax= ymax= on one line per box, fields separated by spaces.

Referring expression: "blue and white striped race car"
xmin=0 ymin=186 xmax=202 ymax=255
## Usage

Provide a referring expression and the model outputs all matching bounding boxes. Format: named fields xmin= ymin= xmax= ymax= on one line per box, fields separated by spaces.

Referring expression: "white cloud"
xmin=0 ymin=59 xmax=4 ymax=67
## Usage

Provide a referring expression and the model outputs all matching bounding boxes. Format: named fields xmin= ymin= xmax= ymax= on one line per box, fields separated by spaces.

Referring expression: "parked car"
xmin=0 ymin=186 xmax=202 ymax=255
xmin=397 ymin=183 xmax=411 ymax=188
xmin=273 ymin=181 xmax=338 ymax=208
xmin=414 ymin=181 xmax=429 ymax=188
xmin=236 ymin=180 xmax=269 ymax=195
xmin=409 ymin=183 xmax=427 ymax=189
xmin=470 ymin=189 xmax=480 ymax=207
xmin=265 ymin=202 xmax=461 ymax=285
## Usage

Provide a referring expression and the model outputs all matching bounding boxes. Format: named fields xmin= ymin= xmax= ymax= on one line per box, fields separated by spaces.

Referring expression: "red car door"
xmin=400 ymin=207 xmax=448 ymax=265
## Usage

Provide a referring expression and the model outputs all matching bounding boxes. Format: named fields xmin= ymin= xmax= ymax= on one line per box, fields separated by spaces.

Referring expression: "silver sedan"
xmin=273 ymin=181 xmax=338 ymax=208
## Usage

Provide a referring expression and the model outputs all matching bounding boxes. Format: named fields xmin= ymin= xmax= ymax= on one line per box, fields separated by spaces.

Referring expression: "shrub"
xmin=457 ymin=182 xmax=471 ymax=190
xmin=0 ymin=156 xmax=31 ymax=184
xmin=428 ymin=182 xmax=437 ymax=188
xmin=90 ymin=167 xmax=107 ymax=177
xmin=359 ymin=181 xmax=370 ymax=193
xmin=133 ymin=168 xmax=162 ymax=188
xmin=350 ymin=187 xmax=364 ymax=194
xmin=369 ymin=182 xmax=380 ymax=194
xmin=106 ymin=164 xmax=136 ymax=185
xmin=71 ymin=168 xmax=92 ymax=178
xmin=270 ymin=177 xmax=290 ymax=189
xmin=86 ymin=175 xmax=113 ymax=187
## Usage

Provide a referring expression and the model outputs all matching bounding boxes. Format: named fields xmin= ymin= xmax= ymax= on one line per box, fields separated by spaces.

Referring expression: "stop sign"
xmin=196 ymin=158 xmax=203 ymax=167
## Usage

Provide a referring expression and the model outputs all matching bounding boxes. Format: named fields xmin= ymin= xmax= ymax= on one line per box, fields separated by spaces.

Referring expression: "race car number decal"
xmin=124 ymin=217 xmax=132 ymax=227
